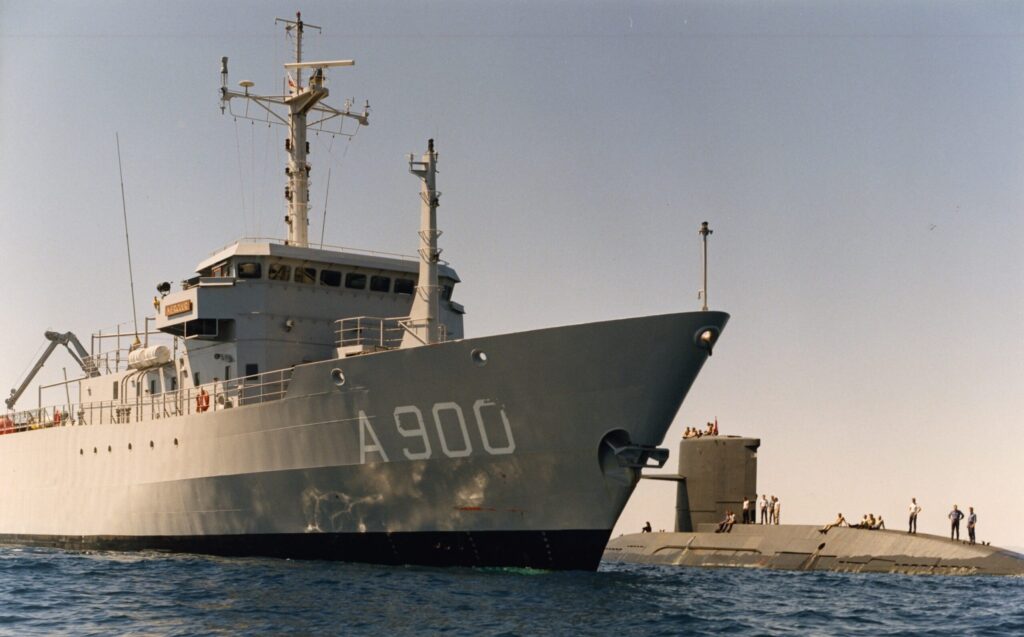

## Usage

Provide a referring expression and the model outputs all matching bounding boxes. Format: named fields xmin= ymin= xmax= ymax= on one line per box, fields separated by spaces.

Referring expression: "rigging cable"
xmin=233 ymin=118 xmax=249 ymax=235
xmin=319 ymin=132 xmax=356 ymax=249
xmin=115 ymin=133 xmax=141 ymax=349
xmin=8 ymin=340 xmax=47 ymax=404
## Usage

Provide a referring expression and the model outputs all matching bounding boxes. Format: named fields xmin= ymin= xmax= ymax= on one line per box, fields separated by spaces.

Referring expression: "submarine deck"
xmin=604 ymin=524 xmax=1024 ymax=576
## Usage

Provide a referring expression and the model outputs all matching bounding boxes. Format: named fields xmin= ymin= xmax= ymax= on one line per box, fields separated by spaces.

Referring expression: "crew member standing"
xmin=908 ymin=497 xmax=921 ymax=534
xmin=949 ymin=504 xmax=964 ymax=540
xmin=760 ymin=495 xmax=769 ymax=524
xmin=773 ymin=496 xmax=781 ymax=525
xmin=967 ymin=507 xmax=977 ymax=545
xmin=742 ymin=497 xmax=751 ymax=524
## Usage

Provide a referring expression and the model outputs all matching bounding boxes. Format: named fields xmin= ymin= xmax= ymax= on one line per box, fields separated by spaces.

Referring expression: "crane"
xmin=5 ymin=331 xmax=100 ymax=410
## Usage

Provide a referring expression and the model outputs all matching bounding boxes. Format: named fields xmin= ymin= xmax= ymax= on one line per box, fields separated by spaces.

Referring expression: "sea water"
xmin=0 ymin=547 xmax=1019 ymax=635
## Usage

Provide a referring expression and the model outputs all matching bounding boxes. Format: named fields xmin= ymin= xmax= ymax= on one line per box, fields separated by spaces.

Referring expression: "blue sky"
xmin=1 ymin=1 xmax=1022 ymax=547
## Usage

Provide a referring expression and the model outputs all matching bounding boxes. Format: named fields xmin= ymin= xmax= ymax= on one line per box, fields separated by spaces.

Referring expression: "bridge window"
xmin=237 ymin=262 xmax=262 ymax=279
xmin=211 ymin=261 xmax=232 ymax=277
xmin=345 ymin=273 xmax=367 ymax=290
xmin=442 ymin=285 xmax=454 ymax=301
xmin=320 ymin=270 xmax=341 ymax=287
xmin=394 ymin=278 xmax=415 ymax=295
xmin=294 ymin=267 xmax=316 ymax=284
xmin=268 ymin=263 xmax=291 ymax=281
xmin=370 ymin=275 xmax=391 ymax=292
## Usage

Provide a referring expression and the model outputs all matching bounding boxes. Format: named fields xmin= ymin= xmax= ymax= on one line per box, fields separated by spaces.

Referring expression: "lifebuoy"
xmin=196 ymin=389 xmax=210 ymax=413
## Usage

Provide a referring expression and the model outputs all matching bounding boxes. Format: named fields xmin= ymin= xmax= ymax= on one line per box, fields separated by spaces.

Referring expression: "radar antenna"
xmin=219 ymin=12 xmax=370 ymax=248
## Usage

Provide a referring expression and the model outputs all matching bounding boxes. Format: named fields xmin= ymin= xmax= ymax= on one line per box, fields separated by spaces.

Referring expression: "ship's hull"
xmin=0 ymin=311 xmax=727 ymax=569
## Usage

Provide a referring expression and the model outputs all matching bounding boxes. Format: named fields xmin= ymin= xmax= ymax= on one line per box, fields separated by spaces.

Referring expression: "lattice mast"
xmin=219 ymin=12 xmax=368 ymax=248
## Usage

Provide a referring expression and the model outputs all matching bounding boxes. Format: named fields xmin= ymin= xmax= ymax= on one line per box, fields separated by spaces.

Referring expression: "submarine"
xmin=604 ymin=435 xmax=1024 ymax=576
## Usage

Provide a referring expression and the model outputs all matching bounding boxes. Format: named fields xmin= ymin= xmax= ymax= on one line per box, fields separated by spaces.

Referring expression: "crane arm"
xmin=6 ymin=340 xmax=60 ymax=410
xmin=6 ymin=331 xmax=99 ymax=411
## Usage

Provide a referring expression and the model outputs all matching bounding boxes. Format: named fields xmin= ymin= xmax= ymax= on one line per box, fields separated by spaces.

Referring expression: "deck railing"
xmin=335 ymin=316 xmax=407 ymax=351
xmin=0 ymin=367 xmax=292 ymax=436
xmin=335 ymin=316 xmax=449 ymax=353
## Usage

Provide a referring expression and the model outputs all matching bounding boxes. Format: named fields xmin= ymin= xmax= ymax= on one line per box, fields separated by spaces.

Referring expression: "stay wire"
xmin=115 ymin=133 xmax=140 ymax=347
xmin=233 ymin=118 xmax=249 ymax=235
xmin=320 ymin=132 xmax=355 ymax=248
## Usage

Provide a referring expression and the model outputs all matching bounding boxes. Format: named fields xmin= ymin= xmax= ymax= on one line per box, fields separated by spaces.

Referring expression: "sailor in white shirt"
xmin=908 ymin=497 xmax=922 ymax=534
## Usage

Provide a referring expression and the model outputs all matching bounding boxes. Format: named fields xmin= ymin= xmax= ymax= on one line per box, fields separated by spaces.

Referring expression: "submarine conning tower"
xmin=647 ymin=436 xmax=760 ymax=532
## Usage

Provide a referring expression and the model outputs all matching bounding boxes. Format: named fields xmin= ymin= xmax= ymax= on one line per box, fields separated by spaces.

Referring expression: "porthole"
xmin=471 ymin=349 xmax=488 ymax=367
xmin=93 ymin=447 xmax=97 ymax=454
xmin=79 ymin=449 xmax=83 ymax=455
xmin=174 ymin=438 xmax=179 ymax=446
xmin=150 ymin=440 xmax=154 ymax=448
xmin=128 ymin=443 xmax=133 ymax=451
xmin=331 ymin=368 xmax=346 ymax=387
xmin=107 ymin=445 xmax=112 ymax=453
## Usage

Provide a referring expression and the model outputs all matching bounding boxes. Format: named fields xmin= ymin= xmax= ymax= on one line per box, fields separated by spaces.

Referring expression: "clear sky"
xmin=2 ymin=1 xmax=1022 ymax=548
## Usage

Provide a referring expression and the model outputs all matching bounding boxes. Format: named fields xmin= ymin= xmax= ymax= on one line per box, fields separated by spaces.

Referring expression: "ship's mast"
xmin=280 ymin=13 xmax=315 ymax=247
xmin=698 ymin=221 xmax=712 ymax=311
xmin=404 ymin=139 xmax=443 ymax=346
xmin=219 ymin=13 xmax=368 ymax=248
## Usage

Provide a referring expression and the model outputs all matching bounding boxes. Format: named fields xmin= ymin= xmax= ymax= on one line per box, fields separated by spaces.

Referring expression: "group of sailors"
xmin=742 ymin=495 xmax=781 ymax=524
xmin=683 ymin=420 xmax=719 ymax=438
xmin=717 ymin=495 xmax=783 ymax=533
xmin=818 ymin=512 xmax=886 ymax=534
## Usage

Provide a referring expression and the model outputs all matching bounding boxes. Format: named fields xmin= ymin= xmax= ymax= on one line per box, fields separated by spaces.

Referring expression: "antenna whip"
xmin=116 ymin=133 xmax=141 ymax=349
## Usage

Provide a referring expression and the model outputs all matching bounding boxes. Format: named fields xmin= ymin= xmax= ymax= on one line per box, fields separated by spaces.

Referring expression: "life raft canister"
xmin=196 ymin=389 xmax=210 ymax=413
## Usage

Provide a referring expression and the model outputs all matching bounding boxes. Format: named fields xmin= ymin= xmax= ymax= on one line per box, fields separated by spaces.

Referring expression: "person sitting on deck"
xmin=819 ymin=513 xmax=848 ymax=534
xmin=873 ymin=515 xmax=886 ymax=530
xmin=642 ymin=521 xmax=652 ymax=533
xmin=715 ymin=510 xmax=736 ymax=534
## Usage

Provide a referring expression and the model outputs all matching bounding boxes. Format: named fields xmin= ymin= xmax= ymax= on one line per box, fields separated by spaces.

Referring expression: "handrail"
xmin=207 ymin=236 xmax=439 ymax=265
xmin=0 ymin=367 xmax=293 ymax=436
xmin=335 ymin=316 xmax=449 ymax=352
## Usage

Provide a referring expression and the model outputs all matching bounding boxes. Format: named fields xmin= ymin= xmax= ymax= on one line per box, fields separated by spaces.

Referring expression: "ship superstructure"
xmin=0 ymin=14 xmax=727 ymax=570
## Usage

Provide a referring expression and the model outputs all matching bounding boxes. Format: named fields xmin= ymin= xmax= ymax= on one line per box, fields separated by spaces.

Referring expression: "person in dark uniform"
xmin=642 ymin=521 xmax=652 ymax=533
xmin=949 ymin=504 xmax=964 ymax=540
xmin=967 ymin=507 xmax=977 ymax=545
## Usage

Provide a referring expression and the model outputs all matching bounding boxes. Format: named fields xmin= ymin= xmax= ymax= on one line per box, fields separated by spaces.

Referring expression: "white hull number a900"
xmin=359 ymin=399 xmax=515 ymax=464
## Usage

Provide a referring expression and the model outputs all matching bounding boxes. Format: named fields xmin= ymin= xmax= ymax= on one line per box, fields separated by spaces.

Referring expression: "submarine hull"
xmin=604 ymin=524 xmax=1024 ymax=576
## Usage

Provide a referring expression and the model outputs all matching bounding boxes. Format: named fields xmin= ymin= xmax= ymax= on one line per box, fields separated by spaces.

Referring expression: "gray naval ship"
xmin=0 ymin=14 xmax=726 ymax=571
xmin=605 ymin=436 xmax=1024 ymax=575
